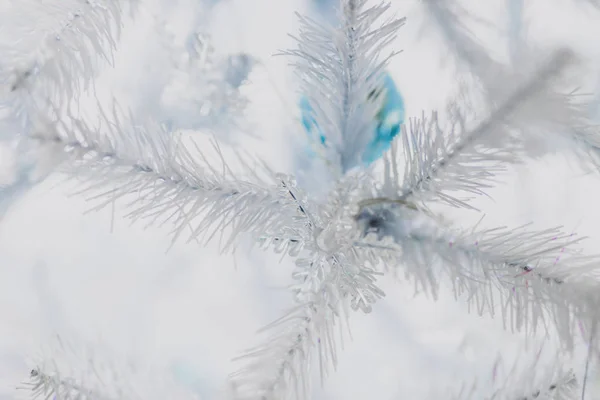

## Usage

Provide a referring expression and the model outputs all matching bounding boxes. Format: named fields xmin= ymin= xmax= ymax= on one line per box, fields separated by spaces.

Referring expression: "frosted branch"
xmin=26 ymin=101 xmax=306 ymax=252
xmin=355 ymin=204 xmax=600 ymax=349
xmin=362 ymin=49 xmax=575 ymax=211
xmin=23 ymin=368 xmax=109 ymax=400
xmin=231 ymin=179 xmax=386 ymax=399
xmin=281 ymin=0 xmax=405 ymax=172
xmin=0 ymin=0 xmax=125 ymax=115
xmin=420 ymin=0 xmax=500 ymax=85
xmin=444 ymin=354 xmax=578 ymax=399
xmin=560 ymin=120 xmax=600 ymax=173
xmin=231 ymin=254 xmax=384 ymax=399
xmin=0 ymin=0 xmax=127 ymax=224
xmin=19 ymin=337 xmax=199 ymax=400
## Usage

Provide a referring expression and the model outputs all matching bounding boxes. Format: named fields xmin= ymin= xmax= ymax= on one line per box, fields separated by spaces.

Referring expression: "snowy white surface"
xmin=2 ymin=0 xmax=600 ymax=398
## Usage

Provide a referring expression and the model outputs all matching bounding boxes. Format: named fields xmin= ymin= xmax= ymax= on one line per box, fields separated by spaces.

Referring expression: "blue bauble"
xmin=299 ymin=72 xmax=405 ymax=171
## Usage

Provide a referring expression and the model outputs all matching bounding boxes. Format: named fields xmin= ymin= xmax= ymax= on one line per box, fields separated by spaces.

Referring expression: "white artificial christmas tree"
xmin=2 ymin=0 xmax=600 ymax=399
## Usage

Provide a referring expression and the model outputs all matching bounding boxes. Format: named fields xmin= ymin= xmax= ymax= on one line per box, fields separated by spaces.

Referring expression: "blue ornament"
xmin=299 ymin=72 xmax=405 ymax=171
xmin=299 ymin=95 xmax=326 ymax=146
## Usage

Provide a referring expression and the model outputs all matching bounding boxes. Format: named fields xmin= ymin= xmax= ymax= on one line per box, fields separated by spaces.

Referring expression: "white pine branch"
xmin=19 ymin=337 xmax=200 ymax=400
xmin=23 ymin=368 xmax=109 ymax=400
xmin=281 ymin=0 xmax=405 ymax=173
xmin=360 ymin=49 xmax=575 ymax=211
xmin=0 ymin=0 xmax=127 ymax=225
xmin=462 ymin=373 xmax=578 ymax=400
xmin=227 ymin=5 xmax=406 ymax=393
xmin=230 ymin=178 xmax=385 ymax=400
xmin=230 ymin=256 xmax=381 ymax=400
xmin=446 ymin=352 xmax=578 ymax=400
xmin=558 ymin=118 xmax=600 ymax=173
xmin=422 ymin=0 xmax=600 ymax=172
xmin=0 ymin=0 xmax=125 ymax=115
xmin=420 ymin=0 xmax=502 ymax=86
xmin=25 ymin=100 xmax=307 ymax=252
xmin=355 ymin=204 xmax=600 ymax=349
xmin=496 ymin=7 xmax=600 ymax=168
